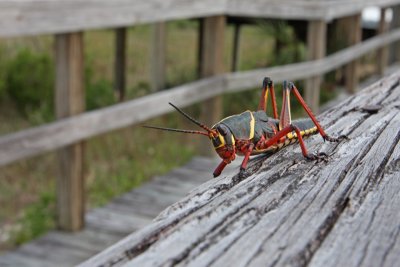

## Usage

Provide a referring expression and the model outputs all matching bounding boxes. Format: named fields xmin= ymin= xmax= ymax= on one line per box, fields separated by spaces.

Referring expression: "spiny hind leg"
xmin=286 ymin=82 xmax=347 ymax=142
xmin=256 ymin=124 xmax=326 ymax=161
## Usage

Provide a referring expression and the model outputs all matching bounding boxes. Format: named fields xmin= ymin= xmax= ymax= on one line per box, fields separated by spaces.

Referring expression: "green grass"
xmin=0 ymin=20 xmax=336 ymax=250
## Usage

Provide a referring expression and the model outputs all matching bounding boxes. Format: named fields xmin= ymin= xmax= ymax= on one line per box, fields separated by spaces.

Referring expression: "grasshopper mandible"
xmin=145 ymin=77 xmax=345 ymax=177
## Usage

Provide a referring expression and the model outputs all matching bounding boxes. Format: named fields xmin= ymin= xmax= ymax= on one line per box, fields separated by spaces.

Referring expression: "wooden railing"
xmin=1 ymin=0 xmax=400 ymax=37
xmin=1 ymin=0 xmax=400 ymax=231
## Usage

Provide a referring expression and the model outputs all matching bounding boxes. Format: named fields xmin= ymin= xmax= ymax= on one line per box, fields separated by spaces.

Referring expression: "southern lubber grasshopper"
xmin=145 ymin=77 xmax=345 ymax=177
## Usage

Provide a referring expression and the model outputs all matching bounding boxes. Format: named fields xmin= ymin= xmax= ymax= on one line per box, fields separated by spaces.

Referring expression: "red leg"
xmin=258 ymin=77 xmax=279 ymax=119
xmin=257 ymin=125 xmax=326 ymax=160
xmin=269 ymin=80 xmax=279 ymax=119
xmin=240 ymin=143 xmax=254 ymax=172
xmin=213 ymin=161 xmax=227 ymax=178
xmin=290 ymin=83 xmax=346 ymax=142
xmin=279 ymin=81 xmax=292 ymax=130
xmin=291 ymin=126 xmax=326 ymax=160
xmin=257 ymin=125 xmax=295 ymax=149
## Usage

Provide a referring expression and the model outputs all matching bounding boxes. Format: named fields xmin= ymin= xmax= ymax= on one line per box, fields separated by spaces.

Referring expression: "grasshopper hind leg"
xmin=287 ymin=81 xmax=347 ymax=142
xmin=258 ymin=77 xmax=279 ymax=119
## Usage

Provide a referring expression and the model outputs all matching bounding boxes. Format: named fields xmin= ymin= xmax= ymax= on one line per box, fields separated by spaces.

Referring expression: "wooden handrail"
xmin=1 ymin=0 xmax=400 ymax=37
xmin=1 ymin=27 xmax=400 ymax=167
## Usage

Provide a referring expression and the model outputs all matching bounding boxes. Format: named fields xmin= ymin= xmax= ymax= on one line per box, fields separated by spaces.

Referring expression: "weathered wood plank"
xmin=228 ymin=0 xmax=400 ymax=21
xmin=18 ymin=237 xmax=90 ymax=265
xmin=0 ymin=0 xmax=226 ymax=37
xmin=309 ymin=115 xmax=400 ymax=267
xmin=79 ymin=72 xmax=400 ymax=267
xmin=85 ymin=207 xmax=151 ymax=235
xmin=1 ymin=0 xmax=400 ymax=37
xmin=55 ymin=32 xmax=85 ymax=231
xmin=0 ymin=251 xmax=57 ymax=267
xmin=1 ymin=28 xmax=400 ymax=168
xmin=182 ymin=156 xmax=221 ymax=172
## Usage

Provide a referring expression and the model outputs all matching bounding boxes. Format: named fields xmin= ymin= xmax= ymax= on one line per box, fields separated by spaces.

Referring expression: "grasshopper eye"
xmin=212 ymin=136 xmax=223 ymax=148
xmin=217 ymin=125 xmax=228 ymax=136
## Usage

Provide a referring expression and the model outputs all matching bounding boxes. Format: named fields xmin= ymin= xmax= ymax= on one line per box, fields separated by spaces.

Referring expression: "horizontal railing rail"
xmin=1 ymin=27 xmax=399 ymax=167
xmin=1 ymin=0 xmax=400 ymax=37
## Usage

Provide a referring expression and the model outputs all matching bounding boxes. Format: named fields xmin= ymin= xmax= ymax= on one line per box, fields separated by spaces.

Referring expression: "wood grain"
xmin=80 ymin=71 xmax=400 ymax=267
xmin=55 ymin=32 xmax=85 ymax=231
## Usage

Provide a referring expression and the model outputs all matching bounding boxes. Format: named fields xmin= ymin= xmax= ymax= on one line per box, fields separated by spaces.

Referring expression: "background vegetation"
xmin=0 ymin=20 xmax=337 ymax=251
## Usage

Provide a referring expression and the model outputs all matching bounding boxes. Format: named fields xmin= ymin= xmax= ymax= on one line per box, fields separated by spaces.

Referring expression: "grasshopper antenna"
xmin=168 ymin=102 xmax=215 ymax=134
xmin=143 ymin=125 xmax=209 ymax=136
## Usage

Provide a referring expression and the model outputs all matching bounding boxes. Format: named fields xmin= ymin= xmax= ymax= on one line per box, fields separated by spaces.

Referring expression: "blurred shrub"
xmin=85 ymin=79 xmax=115 ymax=111
xmin=0 ymin=48 xmax=7 ymax=100
xmin=1 ymin=48 xmax=116 ymax=121
xmin=258 ymin=21 xmax=306 ymax=66
xmin=12 ymin=191 xmax=55 ymax=245
xmin=84 ymin=60 xmax=115 ymax=111
xmin=5 ymin=49 xmax=54 ymax=120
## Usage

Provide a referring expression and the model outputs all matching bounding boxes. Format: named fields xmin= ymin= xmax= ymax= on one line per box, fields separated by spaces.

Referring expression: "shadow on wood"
xmin=81 ymin=72 xmax=400 ymax=267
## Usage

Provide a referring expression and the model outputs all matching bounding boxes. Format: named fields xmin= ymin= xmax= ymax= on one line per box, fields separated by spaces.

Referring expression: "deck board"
xmin=0 ymin=156 xmax=221 ymax=267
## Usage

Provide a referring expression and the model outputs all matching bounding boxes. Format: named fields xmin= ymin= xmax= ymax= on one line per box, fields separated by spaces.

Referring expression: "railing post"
xmin=305 ymin=20 xmax=326 ymax=114
xmin=115 ymin=27 xmax=126 ymax=101
xmin=150 ymin=22 xmax=166 ymax=91
xmin=197 ymin=19 xmax=204 ymax=78
xmin=55 ymin=32 xmax=85 ymax=231
xmin=199 ymin=16 xmax=225 ymax=156
xmin=391 ymin=5 xmax=400 ymax=63
xmin=232 ymin=23 xmax=241 ymax=72
xmin=344 ymin=14 xmax=362 ymax=93
xmin=377 ymin=8 xmax=389 ymax=76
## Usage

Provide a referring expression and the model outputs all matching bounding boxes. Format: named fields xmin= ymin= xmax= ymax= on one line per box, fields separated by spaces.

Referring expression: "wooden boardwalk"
xmin=0 ymin=157 xmax=239 ymax=267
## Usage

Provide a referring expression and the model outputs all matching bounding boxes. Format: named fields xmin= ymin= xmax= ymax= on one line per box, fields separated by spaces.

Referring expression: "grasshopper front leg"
xmin=213 ymin=161 xmax=228 ymax=178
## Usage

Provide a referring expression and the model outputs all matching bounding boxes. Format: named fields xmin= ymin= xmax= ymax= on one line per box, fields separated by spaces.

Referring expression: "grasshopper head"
xmin=211 ymin=124 xmax=236 ymax=163
xmin=144 ymin=103 xmax=236 ymax=163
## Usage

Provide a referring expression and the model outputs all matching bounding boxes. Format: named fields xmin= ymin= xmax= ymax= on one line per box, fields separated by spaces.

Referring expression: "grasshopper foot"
xmin=305 ymin=152 xmax=329 ymax=162
xmin=239 ymin=167 xmax=246 ymax=179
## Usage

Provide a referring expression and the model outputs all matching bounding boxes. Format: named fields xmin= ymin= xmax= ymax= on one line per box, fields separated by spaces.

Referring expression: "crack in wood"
xmin=290 ymin=197 xmax=350 ymax=267
xmin=380 ymin=225 xmax=400 ymax=266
